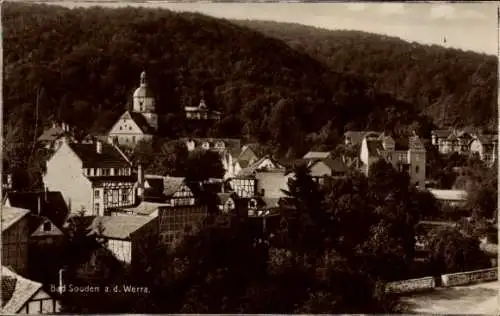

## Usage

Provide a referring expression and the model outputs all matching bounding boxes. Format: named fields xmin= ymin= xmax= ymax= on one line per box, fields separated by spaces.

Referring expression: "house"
xmin=470 ymin=134 xmax=498 ymax=166
xmin=107 ymin=71 xmax=158 ymax=147
xmin=37 ymin=122 xmax=73 ymax=151
xmin=142 ymin=174 xmax=196 ymax=206
xmin=359 ymin=132 xmax=426 ymax=188
xmin=307 ymin=157 xmax=348 ymax=183
xmin=3 ymin=191 xmax=70 ymax=229
xmin=431 ymin=129 xmax=476 ymax=155
xmin=157 ymin=204 xmax=208 ymax=247
xmin=428 ymin=189 xmax=468 ymax=208
xmin=231 ymin=156 xmax=291 ymax=199
xmin=344 ymin=131 xmax=382 ymax=147
xmin=181 ymin=137 xmax=242 ymax=179
xmin=43 ymin=138 xmax=137 ymax=216
xmin=2 ymin=207 xmax=31 ymax=276
xmin=88 ymin=215 xmax=158 ymax=265
xmin=184 ymin=94 xmax=221 ymax=121
xmin=1 ymin=266 xmax=61 ymax=314
xmin=302 ymin=151 xmax=332 ymax=160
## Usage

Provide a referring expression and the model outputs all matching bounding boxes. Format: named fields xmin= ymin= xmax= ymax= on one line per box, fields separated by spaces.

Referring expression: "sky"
xmin=43 ymin=1 xmax=498 ymax=55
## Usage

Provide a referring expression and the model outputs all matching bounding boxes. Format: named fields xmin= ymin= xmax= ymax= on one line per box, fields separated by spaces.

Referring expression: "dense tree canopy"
xmin=238 ymin=20 xmax=498 ymax=131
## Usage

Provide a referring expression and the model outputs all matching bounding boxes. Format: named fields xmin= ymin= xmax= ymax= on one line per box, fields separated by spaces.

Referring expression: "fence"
xmin=385 ymin=276 xmax=435 ymax=294
xmin=441 ymin=268 xmax=498 ymax=287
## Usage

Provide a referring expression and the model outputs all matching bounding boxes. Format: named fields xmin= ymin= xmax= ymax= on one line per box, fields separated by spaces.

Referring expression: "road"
xmin=400 ymin=281 xmax=499 ymax=314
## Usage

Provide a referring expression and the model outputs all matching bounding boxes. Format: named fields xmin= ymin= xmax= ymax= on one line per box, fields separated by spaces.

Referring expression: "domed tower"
xmin=133 ymin=71 xmax=158 ymax=130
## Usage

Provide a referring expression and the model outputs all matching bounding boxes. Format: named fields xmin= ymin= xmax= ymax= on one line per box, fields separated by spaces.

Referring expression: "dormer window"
xmin=248 ymin=199 xmax=257 ymax=209
xmin=215 ymin=141 xmax=225 ymax=149
xmin=202 ymin=142 xmax=210 ymax=149
xmin=43 ymin=222 xmax=51 ymax=232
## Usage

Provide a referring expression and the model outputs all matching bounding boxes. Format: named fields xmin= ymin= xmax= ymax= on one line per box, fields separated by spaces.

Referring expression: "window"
xmin=415 ymin=166 xmax=420 ymax=174
xmin=103 ymin=169 xmax=110 ymax=176
xmin=94 ymin=203 xmax=100 ymax=215
xmin=119 ymin=126 xmax=122 ymax=130
xmin=43 ymin=222 xmax=52 ymax=232
xmin=94 ymin=190 xmax=100 ymax=199
xmin=132 ymin=136 xmax=136 ymax=143
xmin=121 ymin=189 xmax=129 ymax=204
xmin=129 ymin=126 xmax=132 ymax=131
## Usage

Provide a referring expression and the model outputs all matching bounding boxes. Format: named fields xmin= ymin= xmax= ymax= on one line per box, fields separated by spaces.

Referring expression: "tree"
xmin=426 ymin=226 xmax=491 ymax=275
xmin=279 ymin=162 xmax=327 ymax=256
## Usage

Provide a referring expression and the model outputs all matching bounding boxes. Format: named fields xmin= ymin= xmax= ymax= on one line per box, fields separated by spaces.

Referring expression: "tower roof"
xmin=133 ymin=71 xmax=154 ymax=98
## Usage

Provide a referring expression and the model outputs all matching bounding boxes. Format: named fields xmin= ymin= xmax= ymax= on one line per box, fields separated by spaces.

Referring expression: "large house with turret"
xmin=107 ymin=72 xmax=158 ymax=147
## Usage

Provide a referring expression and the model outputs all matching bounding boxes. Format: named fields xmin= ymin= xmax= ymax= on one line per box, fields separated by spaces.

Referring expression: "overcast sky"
xmin=48 ymin=1 xmax=498 ymax=55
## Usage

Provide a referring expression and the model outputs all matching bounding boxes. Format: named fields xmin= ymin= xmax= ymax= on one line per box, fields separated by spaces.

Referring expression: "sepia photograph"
xmin=0 ymin=1 xmax=498 ymax=314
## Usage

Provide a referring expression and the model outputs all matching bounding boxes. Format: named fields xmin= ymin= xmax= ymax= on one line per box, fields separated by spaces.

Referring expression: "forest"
xmin=4 ymin=2 xmax=448 ymax=162
xmin=237 ymin=20 xmax=498 ymax=131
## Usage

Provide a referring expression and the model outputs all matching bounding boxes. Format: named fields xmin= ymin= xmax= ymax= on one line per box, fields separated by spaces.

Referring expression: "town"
xmin=1 ymin=2 xmax=498 ymax=314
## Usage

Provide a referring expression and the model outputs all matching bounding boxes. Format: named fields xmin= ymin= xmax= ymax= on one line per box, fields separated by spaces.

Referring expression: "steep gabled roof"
xmin=321 ymin=157 xmax=349 ymax=173
xmin=89 ymin=215 xmax=156 ymax=240
xmin=128 ymin=112 xmax=156 ymax=134
xmin=431 ymin=129 xmax=452 ymax=138
xmin=366 ymin=140 xmax=384 ymax=157
xmin=37 ymin=125 xmax=65 ymax=142
xmin=144 ymin=175 xmax=187 ymax=198
xmin=69 ymin=141 xmax=131 ymax=168
xmin=1 ymin=207 xmax=30 ymax=233
xmin=1 ymin=266 xmax=44 ymax=314
xmin=303 ymin=151 xmax=331 ymax=160
xmin=5 ymin=191 xmax=69 ymax=228
xmin=345 ymin=131 xmax=382 ymax=146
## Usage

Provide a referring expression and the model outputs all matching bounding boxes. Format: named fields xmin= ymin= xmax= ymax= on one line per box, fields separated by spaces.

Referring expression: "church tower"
xmin=133 ymin=71 xmax=158 ymax=130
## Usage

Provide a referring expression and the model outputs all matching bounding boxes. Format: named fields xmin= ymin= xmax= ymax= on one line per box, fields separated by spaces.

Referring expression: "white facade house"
xmin=43 ymin=138 xmax=137 ymax=216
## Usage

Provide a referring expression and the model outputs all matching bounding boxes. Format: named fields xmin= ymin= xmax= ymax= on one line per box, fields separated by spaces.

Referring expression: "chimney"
xmin=44 ymin=186 xmax=48 ymax=202
xmin=37 ymin=193 xmax=42 ymax=216
xmin=137 ymin=163 xmax=144 ymax=197
xmin=96 ymin=141 xmax=103 ymax=154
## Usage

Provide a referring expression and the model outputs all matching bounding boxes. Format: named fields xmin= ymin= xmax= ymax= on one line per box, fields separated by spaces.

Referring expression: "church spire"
xmin=140 ymin=71 xmax=147 ymax=87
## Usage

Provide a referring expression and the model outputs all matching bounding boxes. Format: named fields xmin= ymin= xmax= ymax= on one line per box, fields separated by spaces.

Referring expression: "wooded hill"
xmin=236 ymin=20 xmax=498 ymax=131
xmin=3 ymin=3 xmax=494 ymax=162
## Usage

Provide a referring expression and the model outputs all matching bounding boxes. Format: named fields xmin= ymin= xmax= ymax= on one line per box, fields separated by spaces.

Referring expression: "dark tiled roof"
xmin=366 ymin=140 xmax=384 ymax=156
xmin=128 ymin=112 xmax=156 ymax=134
xmin=37 ymin=126 xmax=65 ymax=142
xmin=394 ymin=137 xmax=409 ymax=151
xmin=322 ymin=157 xmax=348 ymax=173
xmin=431 ymin=130 xmax=452 ymax=138
xmin=69 ymin=142 xmax=131 ymax=168
xmin=1 ymin=266 xmax=44 ymax=314
xmin=345 ymin=131 xmax=381 ymax=146
xmin=5 ymin=191 xmax=70 ymax=228
xmin=477 ymin=134 xmax=498 ymax=145
xmin=89 ymin=215 xmax=156 ymax=240
xmin=28 ymin=215 xmax=64 ymax=237
xmin=1 ymin=276 xmax=16 ymax=307
xmin=144 ymin=175 xmax=186 ymax=198
xmin=217 ymin=192 xmax=233 ymax=205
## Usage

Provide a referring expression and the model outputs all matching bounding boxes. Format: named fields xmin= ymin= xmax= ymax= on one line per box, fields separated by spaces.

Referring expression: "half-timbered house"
xmin=43 ymin=138 xmax=137 ymax=216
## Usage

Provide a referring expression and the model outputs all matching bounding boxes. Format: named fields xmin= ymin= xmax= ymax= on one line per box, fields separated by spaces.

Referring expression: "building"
xmin=184 ymin=95 xmax=221 ymax=121
xmin=470 ymin=134 xmax=498 ymax=166
xmin=431 ymin=129 xmax=475 ymax=155
xmin=2 ymin=207 xmax=31 ymax=276
xmin=88 ymin=215 xmax=158 ymax=265
xmin=230 ymin=156 xmax=291 ymax=199
xmin=344 ymin=131 xmax=382 ymax=147
xmin=3 ymin=191 xmax=70 ymax=229
xmin=43 ymin=138 xmax=137 ymax=216
xmin=142 ymin=175 xmax=196 ymax=206
xmin=359 ymin=132 xmax=426 ymax=188
xmin=307 ymin=157 xmax=348 ymax=183
xmin=1 ymin=266 xmax=61 ymax=314
xmin=37 ymin=122 xmax=73 ymax=151
xmin=157 ymin=204 xmax=208 ymax=247
xmin=182 ymin=137 xmax=242 ymax=179
xmin=302 ymin=151 xmax=332 ymax=160
xmin=428 ymin=189 xmax=468 ymax=208
xmin=107 ymin=71 xmax=158 ymax=147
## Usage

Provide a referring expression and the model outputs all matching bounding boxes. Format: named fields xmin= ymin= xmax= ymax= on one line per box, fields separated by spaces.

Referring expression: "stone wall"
xmin=385 ymin=276 xmax=435 ymax=294
xmin=441 ymin=268 xmax=498 ymax=287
